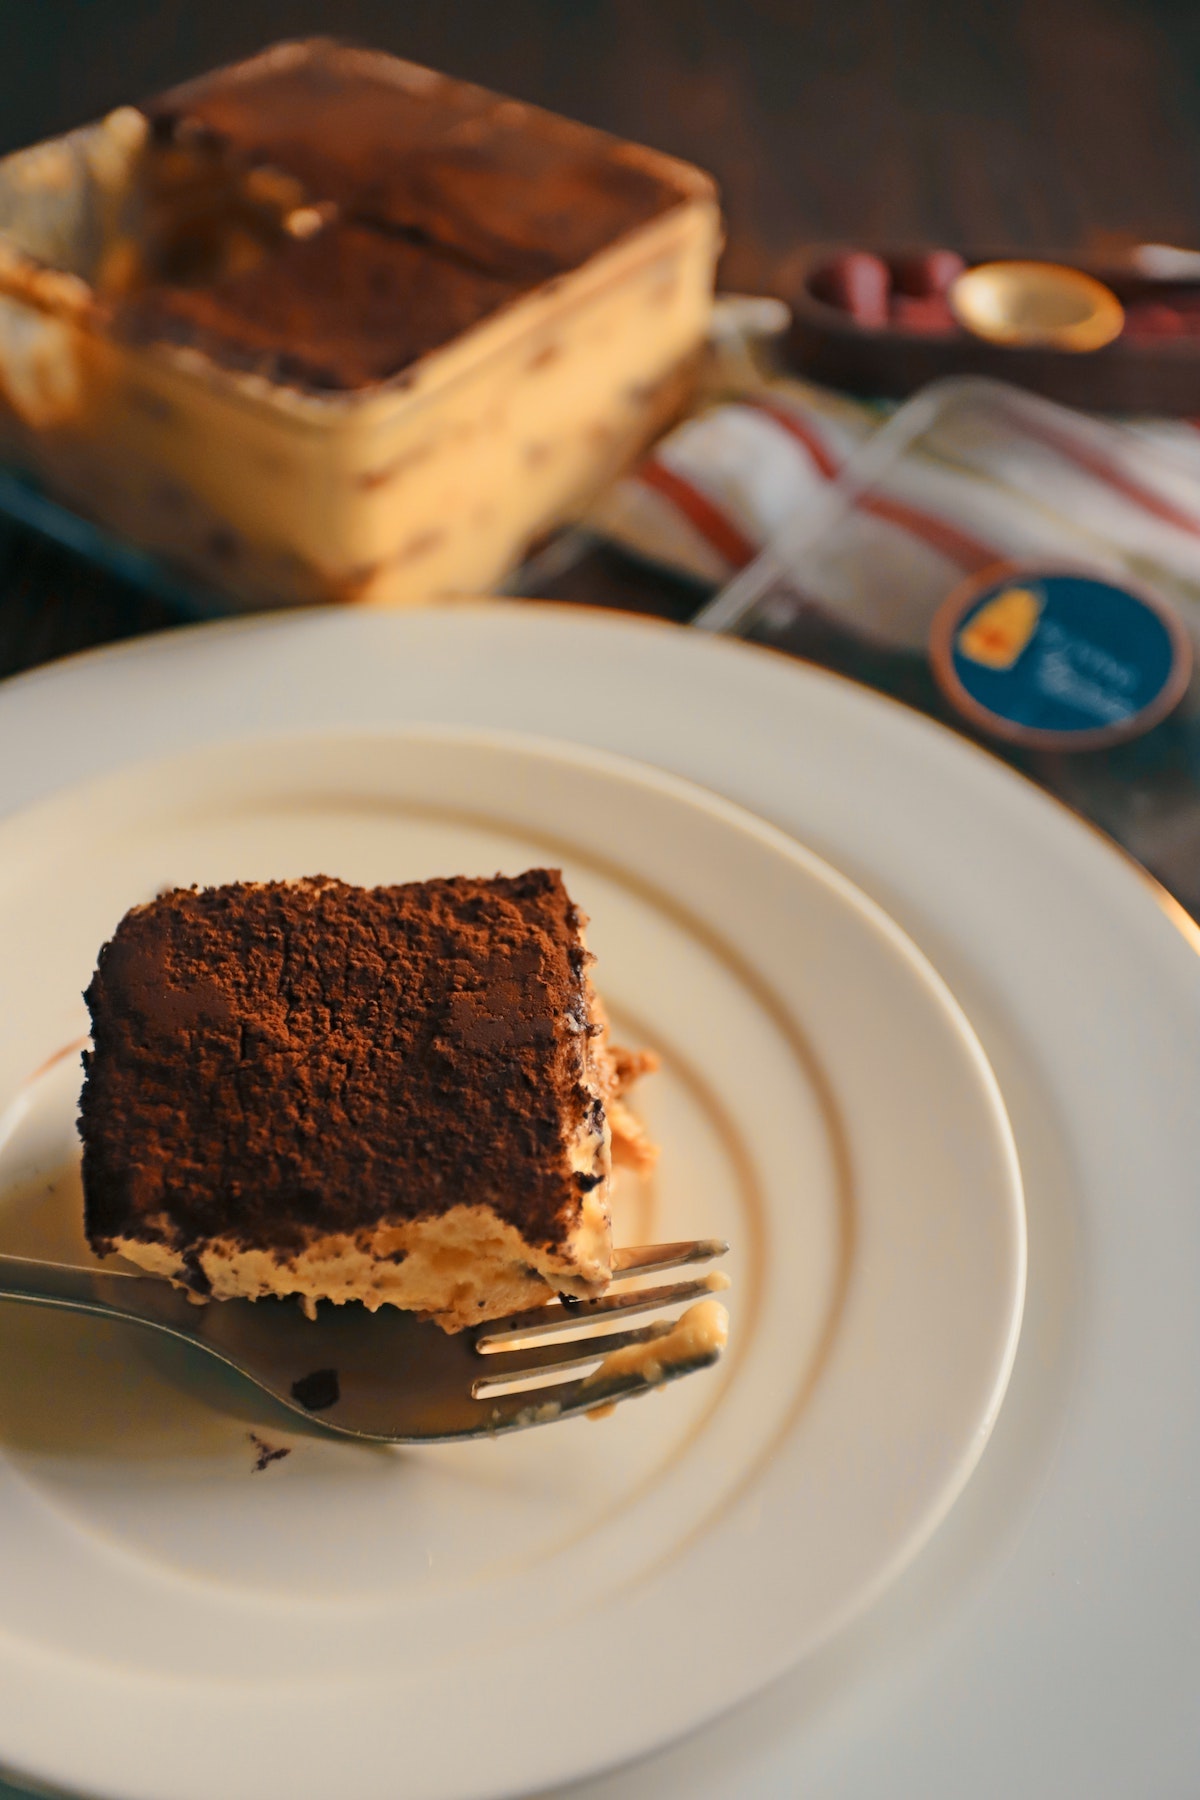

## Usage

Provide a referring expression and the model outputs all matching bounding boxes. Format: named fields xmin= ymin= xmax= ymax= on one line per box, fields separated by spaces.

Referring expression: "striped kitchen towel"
xmin=586 ymin=297 xmax=1200 ymax=920
xmin=587 ymin=297 xmax=1200 ymax=650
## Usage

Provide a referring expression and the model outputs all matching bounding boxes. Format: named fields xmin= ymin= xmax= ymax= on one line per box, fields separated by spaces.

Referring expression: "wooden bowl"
xmin=775 ymin=243 xmax=1200 ymax=413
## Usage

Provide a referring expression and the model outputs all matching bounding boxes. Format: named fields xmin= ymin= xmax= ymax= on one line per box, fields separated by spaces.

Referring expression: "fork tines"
xmin=471 ymin=1237 xmax=730 ymax=1425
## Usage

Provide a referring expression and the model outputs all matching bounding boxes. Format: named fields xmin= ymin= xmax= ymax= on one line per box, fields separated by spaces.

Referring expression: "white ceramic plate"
xmin=0 ymin=724 xmax=1022 ymax=1800
xmin=0 ymin=602 xmax=1195 ymax=1800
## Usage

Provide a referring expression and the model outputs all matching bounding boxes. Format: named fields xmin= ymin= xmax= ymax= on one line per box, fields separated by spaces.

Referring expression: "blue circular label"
xmin=931 ymin=567 xmax=1190 ymax=748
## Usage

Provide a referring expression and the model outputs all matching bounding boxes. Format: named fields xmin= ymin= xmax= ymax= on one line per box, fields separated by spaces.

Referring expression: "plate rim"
xmin=1 ymin=594 xmax=1196 ymax=962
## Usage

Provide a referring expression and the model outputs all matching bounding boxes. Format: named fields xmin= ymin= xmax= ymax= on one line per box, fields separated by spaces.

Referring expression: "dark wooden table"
xmin=1 ymin=0 xmax=1200 ymax=675
xmin=6 ymin=0 xmax=1200 ymax=290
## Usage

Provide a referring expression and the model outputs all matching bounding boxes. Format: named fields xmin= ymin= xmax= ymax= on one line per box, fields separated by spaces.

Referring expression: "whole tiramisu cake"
xmin=0 ymin=39 xmax=720 ymax=608
xmin=79 ymin=870 xmax=655 ymax=1330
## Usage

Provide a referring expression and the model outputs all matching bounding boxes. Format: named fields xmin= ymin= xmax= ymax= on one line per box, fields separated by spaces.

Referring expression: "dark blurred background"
xmin=3 ymin=0 xmax=1200 ymax=291
xmin=0 ymin=0 xmax=1199 ymax=678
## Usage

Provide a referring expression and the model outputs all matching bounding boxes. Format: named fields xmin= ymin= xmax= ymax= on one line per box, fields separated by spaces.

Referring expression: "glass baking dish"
xmin=0 ymin=44 xmax=720 ymax=611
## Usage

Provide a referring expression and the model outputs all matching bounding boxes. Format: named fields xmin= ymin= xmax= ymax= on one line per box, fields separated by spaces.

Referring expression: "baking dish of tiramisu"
xmin=0 ymin=39 xmax=721 ymax=606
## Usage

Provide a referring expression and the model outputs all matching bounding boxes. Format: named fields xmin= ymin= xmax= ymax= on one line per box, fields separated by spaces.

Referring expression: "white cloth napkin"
xmin=587 ymin=298 xmax=1200 ymax=652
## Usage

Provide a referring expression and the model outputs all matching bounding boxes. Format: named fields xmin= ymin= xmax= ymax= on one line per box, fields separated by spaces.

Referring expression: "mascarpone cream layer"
xmin=113 ymin=1194 xmax=614 ymax=1334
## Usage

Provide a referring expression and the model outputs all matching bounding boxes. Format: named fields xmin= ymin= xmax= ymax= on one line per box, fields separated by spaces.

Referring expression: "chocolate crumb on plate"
xmin=248 ymin=1431 xmax=292 ymax=1470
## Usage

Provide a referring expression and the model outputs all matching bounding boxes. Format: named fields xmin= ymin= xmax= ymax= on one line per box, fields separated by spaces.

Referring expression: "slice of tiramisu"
xmin=79 ymin=870 xmax=655 ymax=1330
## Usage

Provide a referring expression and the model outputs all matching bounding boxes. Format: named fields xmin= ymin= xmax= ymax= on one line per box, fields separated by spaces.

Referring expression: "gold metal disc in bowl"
xmin=949 ymin=260 xmax=1125 ymax=351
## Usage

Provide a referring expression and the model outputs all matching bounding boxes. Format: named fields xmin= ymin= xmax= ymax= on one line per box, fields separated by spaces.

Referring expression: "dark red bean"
xmin=892 ymin=249 xmax=967 ymax=299
xmin=814 ymin=251 xmax=891 ymax=327
xmin=889 ymin=293 xmax=958 ymax=335
xmin=1123 ymin=302 xmax=1184 ymax=338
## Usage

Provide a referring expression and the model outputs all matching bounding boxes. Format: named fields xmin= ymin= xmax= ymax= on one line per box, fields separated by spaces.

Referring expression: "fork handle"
xmin=0 ymin=1252 xmax=202 ymax=1334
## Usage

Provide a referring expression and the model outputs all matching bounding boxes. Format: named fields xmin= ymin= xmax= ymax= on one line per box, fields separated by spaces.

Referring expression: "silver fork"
xmin=0 ymin=1242 xmax=729 ymax=1442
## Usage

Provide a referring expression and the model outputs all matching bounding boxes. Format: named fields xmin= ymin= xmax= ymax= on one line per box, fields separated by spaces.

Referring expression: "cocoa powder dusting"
xmin=80 ymin=871 xmax=596 ymax=1257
